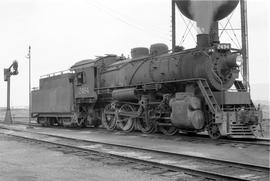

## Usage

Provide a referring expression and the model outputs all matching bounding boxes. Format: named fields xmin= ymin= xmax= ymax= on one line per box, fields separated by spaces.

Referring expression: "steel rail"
xmin=0 ymin=126 xmax=268 ymax=181
xmin=0 ymin=132 xmax=236 ymax=181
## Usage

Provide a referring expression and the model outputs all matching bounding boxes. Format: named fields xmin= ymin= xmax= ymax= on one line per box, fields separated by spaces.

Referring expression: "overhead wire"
xmin=86 ymin=0 xmax=170 ymax=41
xmin=93 ymin=0 xmax=170 ymax=33
xmin=96 ymin=1 xmax=170 ymax=34
xmin=86 ymin=1 xmax=241 ymax=50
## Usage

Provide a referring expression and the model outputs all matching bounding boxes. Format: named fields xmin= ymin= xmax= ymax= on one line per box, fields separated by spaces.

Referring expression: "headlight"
xmin=236 ymin=55 xmax=243 ymax=66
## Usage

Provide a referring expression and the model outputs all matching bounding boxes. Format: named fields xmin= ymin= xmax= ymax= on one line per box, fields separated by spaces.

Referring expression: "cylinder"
xmin=112 ymin=88 xmax=137 ymax=100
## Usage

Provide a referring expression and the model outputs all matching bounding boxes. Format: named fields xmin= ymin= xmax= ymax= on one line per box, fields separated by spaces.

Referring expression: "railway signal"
xmin=3 ymin=60 xmax=19 ymax=124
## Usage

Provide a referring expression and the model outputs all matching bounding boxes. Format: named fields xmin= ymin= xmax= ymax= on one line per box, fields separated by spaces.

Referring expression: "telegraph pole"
xmin=240 ymin=0 xmax=249 ymax=91
xmin=171 ymin=0 xmax=176 ymax=52
xmin=26 ymin=46 xmax=33 ymax=128
xmin=4 ymin=61 xmax=18 ymax=124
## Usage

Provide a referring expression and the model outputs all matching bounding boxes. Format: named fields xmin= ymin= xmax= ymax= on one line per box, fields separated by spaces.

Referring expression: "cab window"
xmin=76 ymin=72 xmax=84 ymax=85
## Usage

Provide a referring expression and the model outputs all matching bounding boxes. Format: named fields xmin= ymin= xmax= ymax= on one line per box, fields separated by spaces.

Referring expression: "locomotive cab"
xmin=70 ymin=59 xmax=98 ymax=103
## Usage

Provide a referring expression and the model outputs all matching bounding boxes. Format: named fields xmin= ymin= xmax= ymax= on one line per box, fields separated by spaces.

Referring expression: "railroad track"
xmin=0 ymin=126 xmax=269 ymax=181
xmin=6 ymin=119 xmax=270 ymax=148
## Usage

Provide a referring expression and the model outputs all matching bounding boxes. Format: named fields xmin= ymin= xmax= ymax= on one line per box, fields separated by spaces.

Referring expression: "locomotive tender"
xmin=31 ymin=0 xmax=262 ymax=139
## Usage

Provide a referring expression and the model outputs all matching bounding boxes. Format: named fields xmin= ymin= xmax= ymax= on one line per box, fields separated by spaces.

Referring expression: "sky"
xmin=0 ymin=0 xmax=269 ymax=107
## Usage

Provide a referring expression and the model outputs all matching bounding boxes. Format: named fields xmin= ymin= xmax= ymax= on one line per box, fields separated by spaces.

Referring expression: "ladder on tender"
xmin=234 ymin=80 xmax=246 ymax=92
xmin=197 ymin=80 xmax=221 ymax=113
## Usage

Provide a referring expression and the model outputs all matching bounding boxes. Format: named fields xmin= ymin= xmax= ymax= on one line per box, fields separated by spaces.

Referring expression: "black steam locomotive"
xmin=31 ymin=0 xmax=262 ymax=139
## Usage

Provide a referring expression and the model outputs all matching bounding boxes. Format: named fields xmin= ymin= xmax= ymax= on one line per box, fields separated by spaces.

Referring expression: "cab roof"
xmin=70 ymin=59 xmax=96 ymax=70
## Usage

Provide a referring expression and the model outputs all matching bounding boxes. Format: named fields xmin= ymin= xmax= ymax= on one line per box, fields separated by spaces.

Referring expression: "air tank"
xmin=175 ymin=0 xmax=239 ymax=21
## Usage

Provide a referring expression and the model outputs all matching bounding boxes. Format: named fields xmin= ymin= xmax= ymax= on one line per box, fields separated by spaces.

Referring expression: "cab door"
xmin=74 ymin=66 xmax=97 ymax=100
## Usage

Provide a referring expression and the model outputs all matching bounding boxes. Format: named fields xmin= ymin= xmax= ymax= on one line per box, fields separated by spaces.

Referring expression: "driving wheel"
xmin=117 ymin=104 xmax=136 ymax=132
xmin=102 ymin=104 xmax=117 ymax=131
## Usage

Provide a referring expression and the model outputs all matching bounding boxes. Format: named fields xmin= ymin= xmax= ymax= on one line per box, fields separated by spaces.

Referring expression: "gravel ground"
xmin=0 ymin=135 xmax=183 ymax=181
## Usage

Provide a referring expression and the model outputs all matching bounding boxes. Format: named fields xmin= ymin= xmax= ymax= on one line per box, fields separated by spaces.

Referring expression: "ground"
xmin=0 ymin=109 xmax=269 ymax=180
xmin=0 ymin=134 xmax=174 ymax=181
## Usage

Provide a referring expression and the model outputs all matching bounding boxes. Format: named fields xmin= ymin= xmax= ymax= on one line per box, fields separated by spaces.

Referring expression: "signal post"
xmin=4 ymin=61 xmax=18 ymax=124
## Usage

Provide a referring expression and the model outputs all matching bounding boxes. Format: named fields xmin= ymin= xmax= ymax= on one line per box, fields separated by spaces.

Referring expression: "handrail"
xmin=40 ymin=70 xmax=73 ymax=79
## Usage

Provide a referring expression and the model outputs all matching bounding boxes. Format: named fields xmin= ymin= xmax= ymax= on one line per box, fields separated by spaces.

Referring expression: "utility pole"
xmin=240 ymin=0 xmax=249 ymax=91
xmin=26 ymin=46 xmax=33 ymax=128
xmin=171 ymin=0 xmax=176 ymax=52
xmin=4 ymin=61 xmax=18 ymax=124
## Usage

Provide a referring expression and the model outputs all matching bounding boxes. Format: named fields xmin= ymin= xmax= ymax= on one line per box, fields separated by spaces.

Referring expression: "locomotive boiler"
xmin=100 ymin=36 xmax=239 ymax=91
xmin=31 ymin=0 xmax=262 ymax=139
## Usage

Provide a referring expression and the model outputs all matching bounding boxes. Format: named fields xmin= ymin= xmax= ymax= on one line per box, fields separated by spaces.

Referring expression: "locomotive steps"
xmin=0 ymin=123 xmax=269 ymax=181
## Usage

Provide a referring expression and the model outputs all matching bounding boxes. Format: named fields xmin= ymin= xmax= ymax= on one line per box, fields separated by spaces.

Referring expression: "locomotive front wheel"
xmin=117 ymin=104 xmax=136 ymax=132
xmin=207 ymin=123 xmax=221 ymax=139
xmin=102 ymin=104 xmax=117 ymax=131
xmin=159 ymin=125 xmax=179 ymax=136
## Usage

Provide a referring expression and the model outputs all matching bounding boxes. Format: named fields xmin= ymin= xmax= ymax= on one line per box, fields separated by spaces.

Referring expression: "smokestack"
xmin=197 ymin=34 xmax=210 ymax=48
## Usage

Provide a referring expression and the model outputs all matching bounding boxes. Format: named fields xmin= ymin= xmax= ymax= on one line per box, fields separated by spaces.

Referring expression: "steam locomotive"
xmin=31 ymin=0 xmax=262 ymax=139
